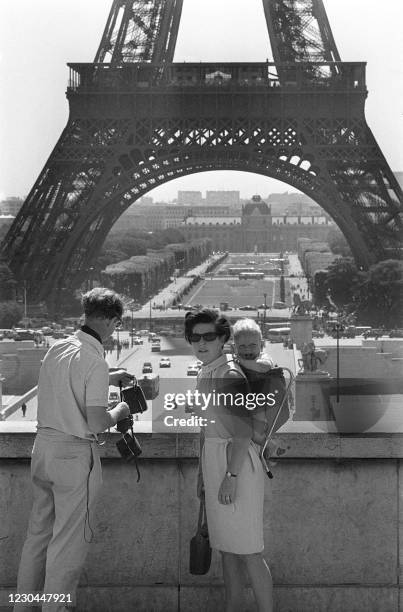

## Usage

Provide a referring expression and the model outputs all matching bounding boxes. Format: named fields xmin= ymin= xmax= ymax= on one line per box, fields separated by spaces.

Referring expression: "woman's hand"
xmin=218 ymin=476 xmax=237 ymax=505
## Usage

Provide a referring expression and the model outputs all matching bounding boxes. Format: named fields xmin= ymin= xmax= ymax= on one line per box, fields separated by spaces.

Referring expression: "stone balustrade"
xmin=0 ymin=423 xmax=401 ymax=612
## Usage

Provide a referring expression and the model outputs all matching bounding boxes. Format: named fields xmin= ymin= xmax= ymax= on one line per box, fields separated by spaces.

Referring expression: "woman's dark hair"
xmin=184 ymin=308 xmax=231 ymax=344
xmin=81 ymin=287 xmax=124 ymax=320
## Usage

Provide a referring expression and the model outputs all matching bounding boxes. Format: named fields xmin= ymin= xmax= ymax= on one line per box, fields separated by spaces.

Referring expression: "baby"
xmin=232 ymin=318 xmax=288 ymax=463
xmin=232 ymin=318 xmax=274 ymax=375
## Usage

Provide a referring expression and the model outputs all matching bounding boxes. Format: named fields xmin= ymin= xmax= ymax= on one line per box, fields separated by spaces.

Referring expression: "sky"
xmin=0 ymin=0 xmax=402 ymax=203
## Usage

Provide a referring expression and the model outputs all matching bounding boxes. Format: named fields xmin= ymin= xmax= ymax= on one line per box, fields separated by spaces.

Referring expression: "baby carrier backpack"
xmin=236 ymin=363 xmax=295 ymax=478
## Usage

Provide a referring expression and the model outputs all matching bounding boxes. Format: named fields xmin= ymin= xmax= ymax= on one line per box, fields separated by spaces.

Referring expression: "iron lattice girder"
xmin=3 ymin=65 xmax=402 ymax=307
xmin=262 ymin=0 xmax=341 ymax=65
xmin=94 ymin=0 xmax=183 ymax=64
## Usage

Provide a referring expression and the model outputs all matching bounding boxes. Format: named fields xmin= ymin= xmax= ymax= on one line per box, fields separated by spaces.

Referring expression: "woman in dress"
xmin=184 ymin=308 xmax=273 ymax=612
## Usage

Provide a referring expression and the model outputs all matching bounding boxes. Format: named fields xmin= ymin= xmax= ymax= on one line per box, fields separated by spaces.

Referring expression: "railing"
xmin=67 ymin=61 xmax=366 ymax=94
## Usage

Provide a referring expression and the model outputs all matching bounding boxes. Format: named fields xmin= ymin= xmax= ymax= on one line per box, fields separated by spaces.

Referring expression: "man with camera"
xmin=14 ymin=288 xmax=135 ymax=611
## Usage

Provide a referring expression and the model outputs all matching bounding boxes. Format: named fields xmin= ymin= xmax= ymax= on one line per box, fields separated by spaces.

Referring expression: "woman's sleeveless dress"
xmin=197 ymin=353 xmax=265 ymax=554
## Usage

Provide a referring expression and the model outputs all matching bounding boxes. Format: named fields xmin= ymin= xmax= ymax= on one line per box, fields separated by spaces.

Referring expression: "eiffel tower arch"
xmin=2 ymin=0 xmax=402 ymax=311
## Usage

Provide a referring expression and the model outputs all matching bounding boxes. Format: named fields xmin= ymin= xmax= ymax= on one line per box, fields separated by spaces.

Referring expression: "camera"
xmin=121 ymin=383 xmax=148 ymax=414
xmin=116 ymin=432 xmax=142 ymax=461
xmin=116 ymin=432 xmax=142 ymax=482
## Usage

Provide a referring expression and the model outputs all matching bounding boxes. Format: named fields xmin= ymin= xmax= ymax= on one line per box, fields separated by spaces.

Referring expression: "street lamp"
xmin=130 ymin=306 xmax=134 ymax=348
xmin=263 ymin=292 xmax=267 ymax=334
xmin=116 ymin=327 xmax=120 ymax=360
xmin=305 ymin=273 xmax=311 ymax=301
xmin=332 ymin=321 xmax=343 ymax=403
xmin=23 ymin=281 xmax=28 ymax=325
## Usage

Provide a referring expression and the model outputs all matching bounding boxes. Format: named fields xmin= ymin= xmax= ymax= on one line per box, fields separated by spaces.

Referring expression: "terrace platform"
xmin=0 ymin=421 xmax=402 ymax=611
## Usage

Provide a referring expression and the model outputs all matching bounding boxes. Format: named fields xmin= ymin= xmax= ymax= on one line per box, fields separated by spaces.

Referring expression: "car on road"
xmin=151 ymin=342 xmax=161 ymax=352
xmin=159 ymin=357 xmax=171 ymax=368
xmin=142 ymin=362 xmax=153 ymax=374
xmin=108 ymin=389 xmax=120 ymax=408
xmin=187 ymin=364 xmax=199 ymax=376
xmin=389 ymin=329 xmax=403 ymax=338
xmin=239 ymin=305 xmax=255 ymax=311
xmin=312 ymin=329 xmax=325 ymax=338
xmin=133 ymin=336 xmax=143 ymax=345
xmin=273 ymin=301 xmax=288 ymax=309
xmin=138 ymin=374 xmax=160 ymax=400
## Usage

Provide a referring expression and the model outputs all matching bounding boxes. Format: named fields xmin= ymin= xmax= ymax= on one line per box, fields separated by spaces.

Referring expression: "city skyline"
xmin=0 ymin=0 xmax=402 ymax=202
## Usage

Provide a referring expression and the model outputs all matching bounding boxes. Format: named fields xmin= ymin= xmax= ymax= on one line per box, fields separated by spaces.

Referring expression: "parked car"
xmin=312 ymin=329 xmax=325 ymax=338
xmin=363 ymin=328 xmax=387 ymax=338
xmin=151 ymin=342 xmax=161 ymax=352
xmin=142 ymin=362 xmax=153 ymax=374
xmin=14 ymin=330 xmax=36 ymax=341
xmin=52 ymin=330 xmax=67 ymax=339
xmin=187 ymin=364 xmax=199 ymax=376
xmin=273 ymin=301 xmax=288 ymax=309
xmin=133 ymin=337 xmax=143 ymax=345
xmin=389 ymin=329 xmax=403 ymax=338
xmin=159 ymin=357 xmax=171 ymax=368
xmin=108 ymin=389 xmax=120 ymax=409
xmin=239 ymin=305 xmax=255 ymax=311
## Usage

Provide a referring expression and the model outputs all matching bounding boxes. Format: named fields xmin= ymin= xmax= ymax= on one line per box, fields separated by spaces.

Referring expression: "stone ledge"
xmin=0 ymin=421 xmax=402 ymax=459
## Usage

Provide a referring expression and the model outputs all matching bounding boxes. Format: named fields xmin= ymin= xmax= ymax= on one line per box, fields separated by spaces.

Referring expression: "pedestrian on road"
xmin=21 ymin=403 xmax=27 ymax=418
xmin=14 ymin=288 xmax=135 ymax=612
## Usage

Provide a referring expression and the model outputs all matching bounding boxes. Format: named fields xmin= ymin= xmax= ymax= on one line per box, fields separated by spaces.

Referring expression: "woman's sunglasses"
xmin=189 ymin=332 xmax=219 ymax=343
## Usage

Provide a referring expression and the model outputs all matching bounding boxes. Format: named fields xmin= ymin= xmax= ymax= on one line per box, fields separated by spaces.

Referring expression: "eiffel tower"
xmin=2 ymin=0 xmax=402 ymax=312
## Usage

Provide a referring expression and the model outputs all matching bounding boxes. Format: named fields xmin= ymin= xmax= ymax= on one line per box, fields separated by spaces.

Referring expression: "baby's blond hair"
xmin=232 ymin=318 xmax=262 ymax=341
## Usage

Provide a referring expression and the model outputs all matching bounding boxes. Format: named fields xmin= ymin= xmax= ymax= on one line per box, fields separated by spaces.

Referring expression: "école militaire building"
xmin=181 ymin=195 xmax=334 ymax=252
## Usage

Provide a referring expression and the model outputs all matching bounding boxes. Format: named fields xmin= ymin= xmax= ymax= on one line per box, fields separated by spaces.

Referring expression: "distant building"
xmin=186 ymin=205 xmax=237 ymax=217
xmin=267 ymin=192 xmax=320 ymax=216
xmin=0 ymin=214 xmax=15 ymax=240
xmin=131 ymin=196 xmax=154 ymax=208
xmin=177 ymin=191 xmax=203 ymax=206
xmin=0 ymin=197 xmax=24 ymax=216
xmin=113 ymin=202 xmax=241 ymax=231
xmin=206 ymin=191 xmax=240 ymax=207
xmin=181 ymin=195 xmax=334 ymax=252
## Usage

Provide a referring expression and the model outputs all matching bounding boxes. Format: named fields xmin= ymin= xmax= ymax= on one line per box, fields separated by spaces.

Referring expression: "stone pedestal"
xmin=290 ymin=315 xmax=313 ymax=349
xmin=294 ymin=371 xmax=332 ymax=421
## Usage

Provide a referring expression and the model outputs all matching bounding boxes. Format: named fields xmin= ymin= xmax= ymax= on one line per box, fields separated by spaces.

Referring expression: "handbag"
xmin=189 ymin=496 xmax=212 ymax=575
